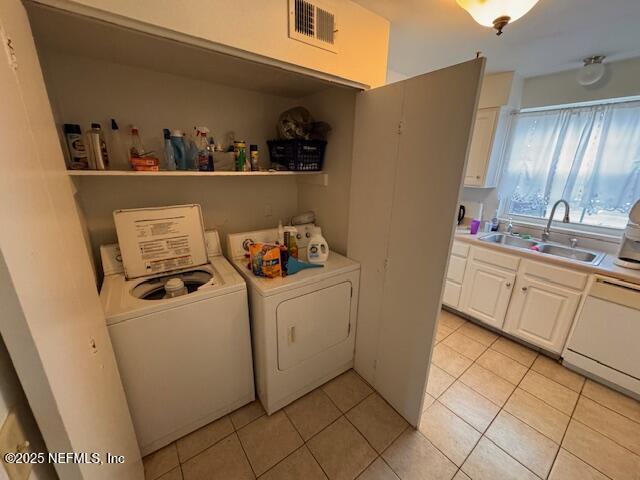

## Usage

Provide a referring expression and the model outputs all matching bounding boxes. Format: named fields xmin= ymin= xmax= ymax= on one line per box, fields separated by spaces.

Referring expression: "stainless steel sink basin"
xmin=479 ymin=233 xmax=538 ymax=249
xmin=535 ymin=244 xmax=605 ymax=265
xmin=477 ymin=233 xmax=605 ymax=265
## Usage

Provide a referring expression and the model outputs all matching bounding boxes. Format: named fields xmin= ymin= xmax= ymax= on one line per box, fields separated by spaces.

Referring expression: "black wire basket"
xmin=267 ymin=139 xmax=327 ymax=171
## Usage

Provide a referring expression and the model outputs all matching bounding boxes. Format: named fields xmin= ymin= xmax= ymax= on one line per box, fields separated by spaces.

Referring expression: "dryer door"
xmin=277 ymin=281 xmax=352 ymax=371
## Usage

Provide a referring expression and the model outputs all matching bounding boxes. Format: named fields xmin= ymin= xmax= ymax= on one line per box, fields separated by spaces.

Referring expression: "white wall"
xmin=522 ymin=56 xmax=640 ymax=108
xmin=37 ymin=0 xmax=390 ymax=88
xmin=0 ymin=336 xmax=57 ymax=480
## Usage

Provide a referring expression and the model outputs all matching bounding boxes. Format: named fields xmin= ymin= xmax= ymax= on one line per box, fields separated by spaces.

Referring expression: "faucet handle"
xmin=570 ymin=238 xmax=578 ymax=248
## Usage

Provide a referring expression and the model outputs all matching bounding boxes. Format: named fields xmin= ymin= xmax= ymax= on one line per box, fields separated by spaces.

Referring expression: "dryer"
xmin=101 ymin=205 xmax=254 ymax=455
xmin=227 ymin=225 xmax=360 ymax=414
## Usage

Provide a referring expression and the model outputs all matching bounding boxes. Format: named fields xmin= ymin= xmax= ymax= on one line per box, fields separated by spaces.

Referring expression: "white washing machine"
xmin=100 ymin=205 xmax=254 ymax=455
xmin=227 ymin=224 xmax=360 ymax=414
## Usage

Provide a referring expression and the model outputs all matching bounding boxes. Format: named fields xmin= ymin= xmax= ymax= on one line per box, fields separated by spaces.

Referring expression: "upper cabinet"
xmin=31 ymin=0 xmax=390 ymax=89
xmin=464 ymin=72 xmax=523 ymax=188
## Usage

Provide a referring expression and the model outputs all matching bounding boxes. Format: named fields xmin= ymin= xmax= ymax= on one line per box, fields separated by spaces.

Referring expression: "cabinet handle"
xmin=288 ymin=326 xmax=295 ymax=344
xmin=505 ymin=282 xmax=512 ymax=287
xmin=476 ymin=175 xmax=481 ymax=180
xmin=522 ymin=286 xmax=528 ymax=292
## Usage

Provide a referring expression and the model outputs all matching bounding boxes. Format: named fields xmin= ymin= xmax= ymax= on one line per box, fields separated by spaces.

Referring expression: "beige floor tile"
xmin=357 ymin=457 xmax=400 ymax=480
xmin=573 ymin=396 xmax=640 ymax=455
xmin=422 ymin=393 xmax=436 ymax=412
xmin=452 ymin=471 xmax=470 ymax=480
xmin=442 ymin=331 xmax=487 ymax=361
xmin=439 ymin=310 xmax=467 ymax=330
xmin=259 ymin=446 xmax=326 ymax=480
xmin=144 ymin=443 xmax=179 ymax=480
xmin=432 ymin=344 xmax=474 ymax=378
xmin=419 ymin=401 xmax=481 ymax=466
xmin=181 ymin=434 xmax=254 ymax=480
xmin=476 ymin=349 xmax=527 ymax=385
xmin=322 ymin=370 xmax=374 ymax=413
xmin=346 ymin=393 xmax=408 ymax=453
xmin=503 ymin=388 xmax=569 ymax=443
xmin=230 ymin=400 xmax=266 ymax=430
xmin=176 ymin=416 xmax=234 ymax=462
xmin=426 ymin=365 xmax=455 ymax=399
xmin=436 ymin=324 xmax=455 ymax=343
xmin=548 ymin=449 xmax=609 ymax=480
xmin=531 ymin=356 xmax=585 ymax=393
xmin=485 ymin=411 xmax=559 ymax=478
xmin=237 ymin=411 xmax=303 ymax=476
xmin=457 ymin=322 xmax=499 ymax=346
xmin=582 ymin=379 xmax=640 ymax=423
xmin=520 ymin=371 xmax=579 ymax=415
xmin=439 ymin=382 xmax=500 ymax=432
xmin=461 ymin=437 xmax=538 ymax=480
xmin=158 ymin=468 xmax=182 ymax=480
xmin=284 ymin=389 xmax=341 ymax=441
xmin=459 ymin=364 xmax=515 ymax=406
xmin=562 ymin=420 xmax=640 ymax=480
xmin=307 ymin=416 xmax=377 ymax=480
xmin=490 ymin=337 xmax=538 ymax=367
xmin=382 ymin=429 xmax=458 ymax=480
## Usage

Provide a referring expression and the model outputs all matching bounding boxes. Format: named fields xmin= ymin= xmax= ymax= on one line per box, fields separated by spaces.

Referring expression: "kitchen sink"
xmin=479 ymin=233 xmax=538 ymax=249
xmin=535 ymin=244 xmax=604 ymax=264
xmin=478 ymin=233 xmax=605 ymax=265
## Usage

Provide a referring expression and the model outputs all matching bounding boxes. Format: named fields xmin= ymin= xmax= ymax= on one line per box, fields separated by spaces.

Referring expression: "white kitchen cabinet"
xmin=464 ymin=107 xmax=511 ymax=188
xmin=504 ymin=261 xmax=585 ymax=354
xmin=443 ymin=241 xmax=469 ymax=309
xmin=460 ymin=259 xmax=516 ymax=329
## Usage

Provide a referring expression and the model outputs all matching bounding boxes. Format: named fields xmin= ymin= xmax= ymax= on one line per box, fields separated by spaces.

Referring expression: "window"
xmin=499 ymin=99 xmax=640 ymax=230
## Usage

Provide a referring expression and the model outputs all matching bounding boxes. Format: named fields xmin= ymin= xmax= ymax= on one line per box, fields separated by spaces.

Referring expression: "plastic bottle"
xmin=163 ymin=129 xmax=177 ymax=170
xmin=129 ymin=126 xmax=145 ymax=160
xmin=250 ymin=144 xmax=259 ymax=171
xmin=284 ymin=226 xmax=298 ymax=259
xmin=86 ymin=122 xmax=109 ymax=170
xmin=108 ymin=119 xmax=129 ymax=170
xmin=307 ymin=227 xmax=329 ymax=264
xmin=63 ymin=123 xmax=90 ymax=169
xmin=185 ymin=127 xmax=199 ymax=171
xmin=170 ymin=130 xmax=187 ymax=170
xmin=208 ymin=137 xmax=216 ymax=171
xmin=197 ymin=127 xmax=210 ymax=171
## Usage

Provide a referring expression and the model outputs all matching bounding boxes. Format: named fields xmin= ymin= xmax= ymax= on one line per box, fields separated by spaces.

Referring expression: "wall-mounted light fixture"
xmin=577 ymin=56 xmax=606 ymax=86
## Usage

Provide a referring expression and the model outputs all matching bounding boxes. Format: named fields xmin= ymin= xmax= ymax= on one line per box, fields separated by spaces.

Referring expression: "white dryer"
xmin=227 ymin=224 xmax=360 ymax=414
xmin=100 ymin=205 xmax=254 ymax=455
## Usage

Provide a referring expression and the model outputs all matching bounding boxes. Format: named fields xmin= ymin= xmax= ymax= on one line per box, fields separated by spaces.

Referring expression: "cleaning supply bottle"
xmin=86 ymin=122 xmax=109 ymax=170
xmin=284 ymin=226 xmax=298 ymax=259
xmin=208 ymin=137 xmax=216 ymax=171
xmin=63 ymin=123 xmax=89 ymax=169
xmin=307 ymin=227 xmax=329 ymax=264
xmin=185 ymin=127 xmax=199 ymax=170
xmin=163 ymin=129 xmax=177 ymax=170
xmin=170 ymin=130 xmax=187 ymax=170
xmin=197 ymin=127 xmax=210 ymax=171
xmin=108 ymin=119 xmax=129 ymax=170
xmin=129 ymin=126 xmax=145 ymax=160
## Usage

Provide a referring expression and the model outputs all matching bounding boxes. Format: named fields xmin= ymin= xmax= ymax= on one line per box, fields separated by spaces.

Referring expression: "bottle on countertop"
xmin=108 ymin=119 xmax=129 ymax=170
xmin=284 ymin=226 xmax=298 ymax=259
xmin=63 ymin=123 xmax=90 ymax=170
xmin=163 ymin=129 xmax=177 ymax=170
xmin=86 ymin=122 xmax=109 ymax=170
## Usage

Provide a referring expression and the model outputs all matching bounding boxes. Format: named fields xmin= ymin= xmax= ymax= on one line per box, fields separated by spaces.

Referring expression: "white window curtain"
xmin=499 ymin=100 xmax=640 ymax=229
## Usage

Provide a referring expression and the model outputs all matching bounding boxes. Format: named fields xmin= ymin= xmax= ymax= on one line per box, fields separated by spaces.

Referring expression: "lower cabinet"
xmin=442 ymin=242 xmax=469 ymax=309
xmin=503 ymin=275 xmax=582 ymax=354
xmin=460 ymin=259 xmax=516 ymax=329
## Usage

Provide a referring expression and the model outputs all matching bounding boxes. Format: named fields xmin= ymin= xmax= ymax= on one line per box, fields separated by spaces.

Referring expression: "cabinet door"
xmin=464 ymin=108 xmax=498 ymax=186
xmin=461 ymin=260 xmax=515 ymax=329
xmin=504 ymin=278 xmax=581 ymax=353
xmin=443 ymin=280 xmax=462 ymax=308
xmin=349 ymin=58 xmax=485 ymax=427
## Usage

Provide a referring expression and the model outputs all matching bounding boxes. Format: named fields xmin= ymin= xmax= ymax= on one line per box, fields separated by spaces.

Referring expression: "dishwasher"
xmin=563 ymin=275 xmax=640 ymax=398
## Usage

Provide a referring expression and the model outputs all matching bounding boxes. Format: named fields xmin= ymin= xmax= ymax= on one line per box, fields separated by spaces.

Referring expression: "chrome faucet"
xmin=541 ymin=199 xmax=570 ymax=242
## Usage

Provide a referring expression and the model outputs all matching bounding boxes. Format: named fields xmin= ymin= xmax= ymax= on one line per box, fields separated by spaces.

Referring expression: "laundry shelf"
xmin=67 ymin=170 xmax=324 ymax=177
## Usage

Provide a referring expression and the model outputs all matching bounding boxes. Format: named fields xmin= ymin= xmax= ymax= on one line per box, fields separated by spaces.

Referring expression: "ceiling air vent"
xmin=289 ymin=0 xmax=338 ymax=53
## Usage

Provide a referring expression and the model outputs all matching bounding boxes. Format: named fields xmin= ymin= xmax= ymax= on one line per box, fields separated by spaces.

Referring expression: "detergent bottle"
xmin=307 ymin=227 xmax=329 ymax=264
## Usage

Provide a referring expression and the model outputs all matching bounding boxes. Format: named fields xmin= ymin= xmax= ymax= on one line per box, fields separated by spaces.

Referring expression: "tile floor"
xmin=143 ymin=309 xmax=640 ymax=480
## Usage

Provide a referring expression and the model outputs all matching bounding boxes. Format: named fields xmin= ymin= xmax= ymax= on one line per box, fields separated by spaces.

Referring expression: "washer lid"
xmin=114 ymin=204 xmax=208 ymax=279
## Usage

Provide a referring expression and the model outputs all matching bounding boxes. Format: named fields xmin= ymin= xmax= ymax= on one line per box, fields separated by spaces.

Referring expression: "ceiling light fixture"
xmin=577 ymin=56 xmax=606 ymax=86
xmin=456 ymin=0 xmax=540 ymax=35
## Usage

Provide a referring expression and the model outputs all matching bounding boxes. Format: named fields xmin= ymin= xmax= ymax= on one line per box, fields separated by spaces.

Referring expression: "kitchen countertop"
xmin=454 ymin=231 xmax=640 ymax=286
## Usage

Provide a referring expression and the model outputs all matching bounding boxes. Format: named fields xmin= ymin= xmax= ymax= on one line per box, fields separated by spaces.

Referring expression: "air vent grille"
xmin=289 ymin=0 xmax=337 ymax=53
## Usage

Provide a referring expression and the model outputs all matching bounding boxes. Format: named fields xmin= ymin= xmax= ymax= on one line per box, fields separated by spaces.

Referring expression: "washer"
xmin=100 ymin=205 xmax=254 ymax=455
xmin=227 ymin=224 xmax=360 ymax=414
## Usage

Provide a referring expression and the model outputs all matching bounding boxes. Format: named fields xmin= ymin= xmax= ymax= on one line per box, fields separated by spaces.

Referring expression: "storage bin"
xmin=267 ymin=139 xmax=326 ymax=171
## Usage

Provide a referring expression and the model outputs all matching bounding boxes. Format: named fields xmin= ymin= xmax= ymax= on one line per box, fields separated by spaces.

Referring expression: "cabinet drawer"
xmin=521 ymin=260 xmax=588 ymax=291
xmin=446 ymin=255 xmax=467 ymax=283
xmin=471 ymin=246 xmax=520 ymax=271
xmin=451 ymin=241 xmax=470 ymax=258
xmin=443 ymin=280 xmax=462 ymax=308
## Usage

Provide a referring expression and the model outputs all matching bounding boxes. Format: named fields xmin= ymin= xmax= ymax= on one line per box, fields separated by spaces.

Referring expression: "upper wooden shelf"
xmin=67 ymin=170 xmax=324 ymax=177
